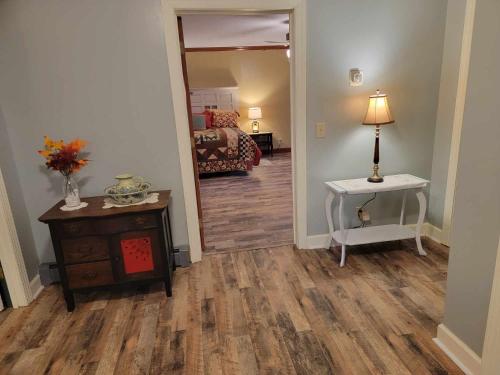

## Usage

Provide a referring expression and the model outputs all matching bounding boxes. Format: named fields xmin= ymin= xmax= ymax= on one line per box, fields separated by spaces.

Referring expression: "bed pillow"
xmin=192 ymin=114 xmax=207 ymax=130
xmin=202 ymin=110 xmax=213 ymax=128
xmin=211 ymin=110 xmax=239 ymax=128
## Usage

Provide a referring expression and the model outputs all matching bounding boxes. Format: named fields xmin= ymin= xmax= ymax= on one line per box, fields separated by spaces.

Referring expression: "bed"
xmin=190 ymin=88 xmax=261 ymax=174
xmin=194 ymin=127 xmax=261 ymax=174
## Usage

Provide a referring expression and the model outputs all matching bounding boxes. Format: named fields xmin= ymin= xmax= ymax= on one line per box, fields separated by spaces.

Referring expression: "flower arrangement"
xmin=38 ymin=136 xmax=89 ymax=177
xmin=38 ymin=136 xmax=89 ymax=208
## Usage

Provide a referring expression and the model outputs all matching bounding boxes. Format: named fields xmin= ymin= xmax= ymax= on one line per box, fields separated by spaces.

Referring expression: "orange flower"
xmin=67 ymin=138 xmax=88 ymax=153
xmin=37 ymin=136 xmax=89 ymax=175
xmin=43 ymin=136 xmax=64 ymax=151
xmin=37 ymin=150 xmax=51 ymax=159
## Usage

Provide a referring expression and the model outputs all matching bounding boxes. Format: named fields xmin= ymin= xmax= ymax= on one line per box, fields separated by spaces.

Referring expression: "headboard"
xmin=189 ymin=87 xmax=240 ymax=113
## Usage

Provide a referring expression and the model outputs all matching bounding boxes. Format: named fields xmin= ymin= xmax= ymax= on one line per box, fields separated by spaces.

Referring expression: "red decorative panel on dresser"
xmin=121 ymin=237 xmax=154 ymax=274
xmin=39 ymin=190 xmax=175 ymax=312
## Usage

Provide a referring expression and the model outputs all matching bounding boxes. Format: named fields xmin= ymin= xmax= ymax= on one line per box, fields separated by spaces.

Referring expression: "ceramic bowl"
xmin=104 ymin=181 xmax=152 ymax=205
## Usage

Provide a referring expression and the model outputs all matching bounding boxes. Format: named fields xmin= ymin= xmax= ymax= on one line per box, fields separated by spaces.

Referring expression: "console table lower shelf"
xmin=332 ymin=224 xmax=419 ymax=246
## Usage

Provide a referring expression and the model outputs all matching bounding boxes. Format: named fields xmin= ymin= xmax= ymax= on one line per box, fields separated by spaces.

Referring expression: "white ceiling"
xmin=181 ymin=14 xmax=290 ymax=48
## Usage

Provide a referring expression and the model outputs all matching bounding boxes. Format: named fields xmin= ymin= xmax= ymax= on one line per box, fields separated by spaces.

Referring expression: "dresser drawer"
xmin=66 ymin=261 xmax=114 ymax=289
xmin=56 ymin=214 xmax=158 ymax=238
xmin=57 ymin=220 xmax=96 ymax=238
xmin=61 ymin=236 xmax=109 ymax=264
xmin=99 ymin=214 xmax=158 ymax=234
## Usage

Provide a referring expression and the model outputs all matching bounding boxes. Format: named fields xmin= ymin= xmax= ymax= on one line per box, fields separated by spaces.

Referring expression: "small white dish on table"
xmin=324 ymin=174 xmax=429 ymax=267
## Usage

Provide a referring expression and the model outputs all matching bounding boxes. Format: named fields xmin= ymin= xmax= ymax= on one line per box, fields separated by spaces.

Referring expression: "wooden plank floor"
xmin=0 ymin=239 xmax=463 ymax=374
xmin=199 ymin=153 xmax=293 ymax=253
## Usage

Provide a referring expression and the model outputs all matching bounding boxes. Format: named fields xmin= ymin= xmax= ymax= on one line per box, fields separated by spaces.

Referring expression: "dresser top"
xmin=325 ymin=174 xmax=429 ymax=195
xmin=39 ymin=190 xmax=171 ymax=222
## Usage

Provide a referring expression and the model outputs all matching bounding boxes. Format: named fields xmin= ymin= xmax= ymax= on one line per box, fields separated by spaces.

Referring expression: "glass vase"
xmin=63 ymin=175 xmax=81 ymax=207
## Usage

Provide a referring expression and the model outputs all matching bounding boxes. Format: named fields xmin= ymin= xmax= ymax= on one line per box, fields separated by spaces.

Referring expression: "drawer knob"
xmin=134 ymin=216 xmax=147 ymax=225
xmin=65 ymin=223 xmax=81 ymax=234
xmin=82 ymin=271 xmax=97 ymax=280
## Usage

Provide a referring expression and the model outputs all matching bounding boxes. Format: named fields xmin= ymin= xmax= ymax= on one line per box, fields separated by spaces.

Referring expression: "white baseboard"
xmin=304 ymin=234 xmax=331 ymax=249
xmin=433 ymin=324 xmax=481 ymax=375
xmin=406 ymin=222 xmax=445 ymax=244
xmin=29 ymin=274 xmax=44 ymax=300
xmin=305 ymin=222 xmax=445 ymax=250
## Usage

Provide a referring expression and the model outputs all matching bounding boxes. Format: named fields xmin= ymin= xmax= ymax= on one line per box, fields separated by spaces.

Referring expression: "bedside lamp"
xmin=362 ymin=89 xmax=395 ymax=183
xmin=248 ymin=107 xmax=262 ymax=133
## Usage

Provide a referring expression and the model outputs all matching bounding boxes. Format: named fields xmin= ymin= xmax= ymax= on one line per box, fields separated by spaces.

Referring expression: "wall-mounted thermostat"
xmin=349 ymin=68 xmax=363 ymax=86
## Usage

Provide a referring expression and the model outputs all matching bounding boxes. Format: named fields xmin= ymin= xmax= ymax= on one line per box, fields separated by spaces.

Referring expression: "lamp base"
xmin=367 ymin=164 xmax=384 ymax=183
xmin=251 ymin=120 xmax=260 ymax=133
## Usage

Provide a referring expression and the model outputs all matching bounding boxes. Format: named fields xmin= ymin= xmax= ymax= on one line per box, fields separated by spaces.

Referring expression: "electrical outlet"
xmin=316 ymin=122 xmax=326 ymax=138
xmin=357 ymin=208 xmax=371 ymax=223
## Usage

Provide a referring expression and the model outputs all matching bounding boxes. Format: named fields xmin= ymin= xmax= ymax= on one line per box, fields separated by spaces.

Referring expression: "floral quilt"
xmin=194 ymin=127 xmax=261 ymax=173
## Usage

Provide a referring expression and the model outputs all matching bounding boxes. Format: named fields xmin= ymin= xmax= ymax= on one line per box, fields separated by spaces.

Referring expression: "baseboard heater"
xmin=174 ymin=245 xmax=191 ymax=268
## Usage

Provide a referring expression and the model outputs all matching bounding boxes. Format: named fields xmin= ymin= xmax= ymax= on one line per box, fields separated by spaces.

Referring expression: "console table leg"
xmin=339 ymin=194 xmax=347 ymax=267
xmin=400 ymin=191 xmax=407 ymax=225
xmin=415 ymin=189 xmax=428 ymax=256
xmin=340 ymin=244 xmax=346 ymax=267
xmin=325 ymin=191 xmax=335 ymax=249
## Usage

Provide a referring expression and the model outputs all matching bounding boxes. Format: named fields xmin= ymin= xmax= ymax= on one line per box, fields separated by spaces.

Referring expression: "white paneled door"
xmin=189 ymin=87 xmax=240 ymax=113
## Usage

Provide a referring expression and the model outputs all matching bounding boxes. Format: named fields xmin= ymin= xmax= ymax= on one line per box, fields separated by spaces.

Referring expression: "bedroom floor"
xmin=199 ymin=152 xmax=293 ymax=253
xmin=0 ymin=240 xmax=462 ymax=374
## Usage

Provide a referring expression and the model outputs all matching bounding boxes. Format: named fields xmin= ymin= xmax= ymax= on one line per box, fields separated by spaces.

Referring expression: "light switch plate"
xmin=316 ymin=122 xmax=326 ymax=138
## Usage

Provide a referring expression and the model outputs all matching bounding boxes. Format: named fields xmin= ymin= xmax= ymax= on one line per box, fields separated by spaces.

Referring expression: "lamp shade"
xmin=248 ymin=107 xmax=262 ymax=120
xmin=362 ymin=90 xmax=394 ymax=125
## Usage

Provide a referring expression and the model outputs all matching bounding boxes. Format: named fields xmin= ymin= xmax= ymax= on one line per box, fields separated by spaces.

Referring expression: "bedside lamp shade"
xmin=248 ymin=107 xmax=262 ymax=120
xmin=248 ymin=107 xmax=262 ymax=133
xmin=363 ymin=91 xmax=394 ymax=125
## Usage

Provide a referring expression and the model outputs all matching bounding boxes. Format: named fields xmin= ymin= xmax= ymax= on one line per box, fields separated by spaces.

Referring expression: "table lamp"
xmin=362 ymin=89 xmax=394 ymax=183
xmin=248 ymin=107 xmax=262 ymax=133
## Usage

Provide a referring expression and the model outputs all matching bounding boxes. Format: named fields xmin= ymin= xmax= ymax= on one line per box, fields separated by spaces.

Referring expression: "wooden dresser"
xmin=39 ymin=190 xmax=175 ymax=311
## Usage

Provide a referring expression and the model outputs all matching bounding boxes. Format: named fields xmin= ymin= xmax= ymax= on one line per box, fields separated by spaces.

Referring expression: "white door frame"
xmin=441 ymin=0 xmax=476 ymax=245
xmin=160 ymin=0 xmax=307 ymax=262
xmin=0 ymin=166 xmax=33 ymax=307
xmin=481 ymin=236 xmax=500 ymax=374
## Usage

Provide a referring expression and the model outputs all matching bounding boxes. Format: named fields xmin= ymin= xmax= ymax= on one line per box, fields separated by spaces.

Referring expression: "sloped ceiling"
xmin=181 ymin=13 xmax=290 ymax=48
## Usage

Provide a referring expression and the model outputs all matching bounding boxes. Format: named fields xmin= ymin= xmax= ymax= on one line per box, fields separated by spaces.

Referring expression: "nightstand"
xmin=248 ymin=132 xmax=273 ymax=156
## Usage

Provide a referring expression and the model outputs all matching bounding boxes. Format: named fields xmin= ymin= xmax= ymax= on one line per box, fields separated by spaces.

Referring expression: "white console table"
xmin=325 ymin=174 xmax=429 ymax=267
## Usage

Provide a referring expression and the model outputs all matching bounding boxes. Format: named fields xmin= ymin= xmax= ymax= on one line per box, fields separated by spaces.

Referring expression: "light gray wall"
xmin=0 ymin=0 xmax=188 ymax=266
xmin=307 ymin=0 xmax=447 ymax=234
xmin=428 ymin=0 xmax=467 ymax=228
xmin=443 ymin=0 xmax=500 ymax=356
xmin=0 ymin=108 xmax=40 ymax=280
xmin=0 ymin=0 xmax=454 ymax=275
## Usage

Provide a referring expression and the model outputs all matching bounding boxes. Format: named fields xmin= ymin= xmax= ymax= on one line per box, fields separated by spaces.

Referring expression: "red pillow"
xmin=193 ymin=111 xmax=213 ymax=129
xmin=203 ymin=110 xmax=213 ymax=128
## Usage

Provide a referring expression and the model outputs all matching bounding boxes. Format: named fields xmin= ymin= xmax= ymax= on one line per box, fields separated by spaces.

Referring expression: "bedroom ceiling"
xmin=181 ymin=14 xmax=290 ymax=48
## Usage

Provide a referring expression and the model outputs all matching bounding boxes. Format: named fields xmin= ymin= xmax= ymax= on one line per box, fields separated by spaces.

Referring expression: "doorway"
xmin=161 ymin=0 xmax=308 ymax=262
xmin=179 ymin=13 xmax=293 ymax=253
xmin=0 ymin=167 xmax=33 ymax=308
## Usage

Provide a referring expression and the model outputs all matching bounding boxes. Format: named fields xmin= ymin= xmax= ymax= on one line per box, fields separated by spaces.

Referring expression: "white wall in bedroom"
xmin=186 ymin=49 xmax=291 ymax=149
